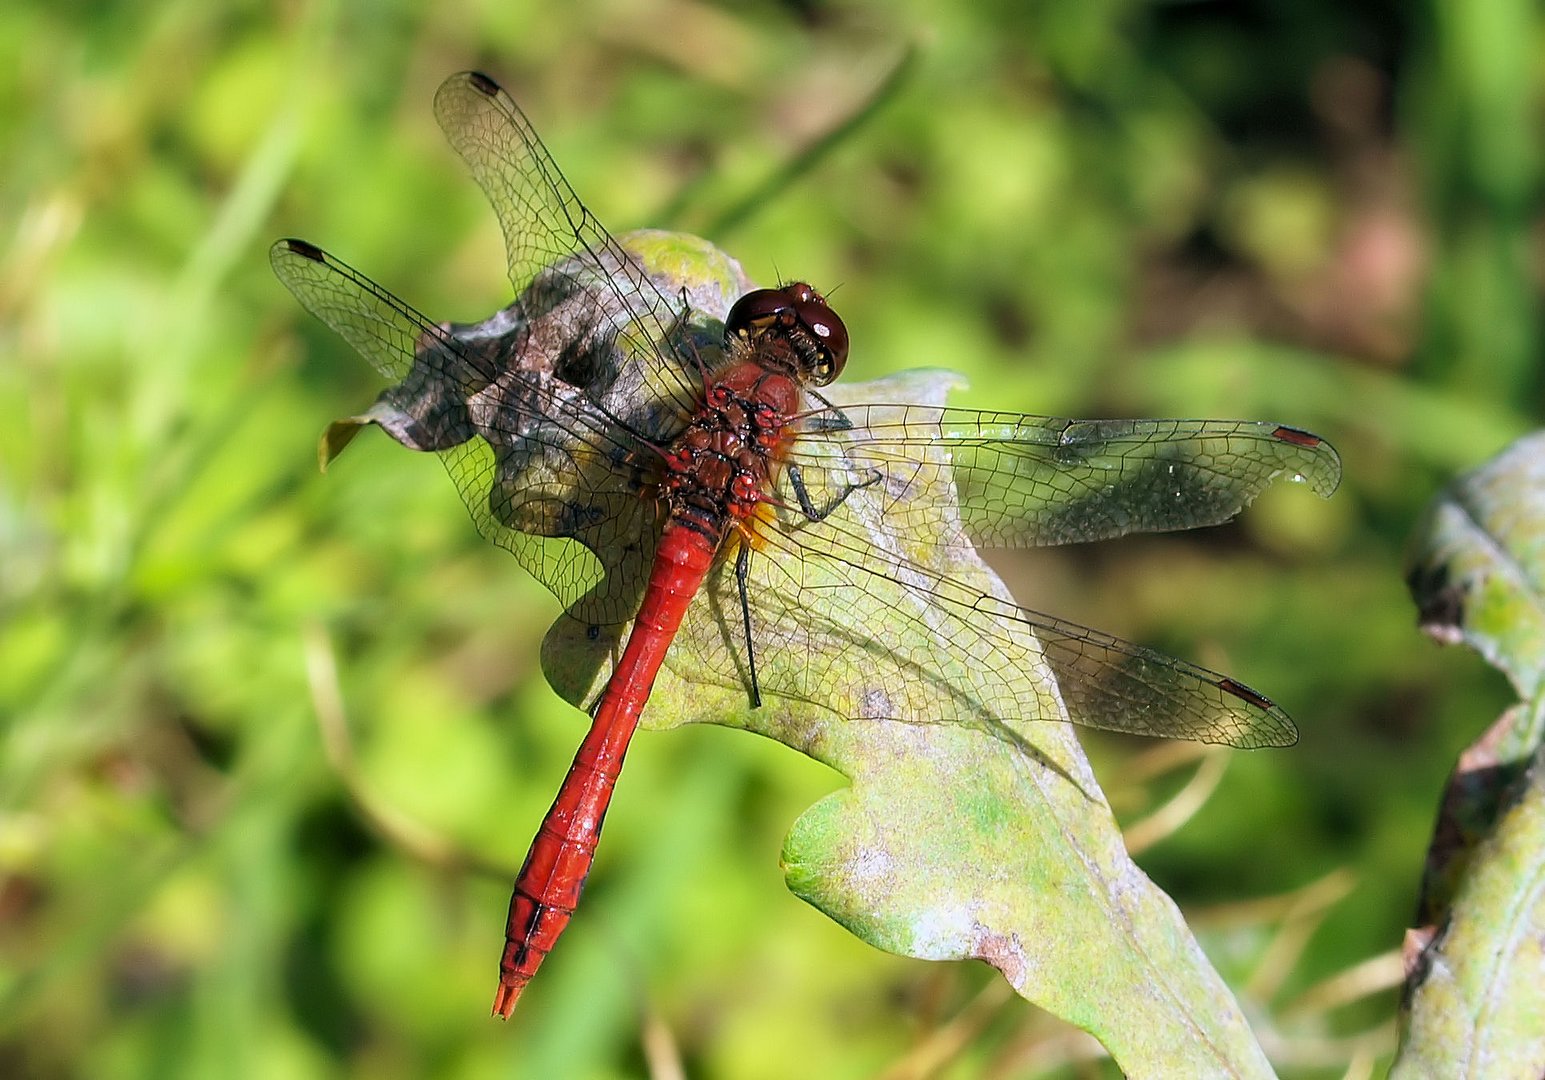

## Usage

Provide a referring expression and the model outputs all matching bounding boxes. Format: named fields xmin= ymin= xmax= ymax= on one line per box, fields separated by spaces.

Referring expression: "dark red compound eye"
xmin=724 ymin=283 xmax=849 ymax=385
xmin=794 ymin=295 xmax=848 ymax=383
xmin=723 ymin=288 xmax=793 ymax=340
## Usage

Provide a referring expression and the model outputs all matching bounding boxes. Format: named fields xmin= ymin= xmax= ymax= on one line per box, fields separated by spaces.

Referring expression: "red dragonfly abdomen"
xmin=492 ymin=518 xmax=717 ymax=1018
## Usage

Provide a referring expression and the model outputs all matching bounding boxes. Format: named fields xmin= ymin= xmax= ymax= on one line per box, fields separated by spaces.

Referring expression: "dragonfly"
xmin=272 ymin=71 xmax=1341 ymax=1018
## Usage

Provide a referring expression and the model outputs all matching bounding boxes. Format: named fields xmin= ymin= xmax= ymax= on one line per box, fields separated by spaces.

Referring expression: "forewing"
xmin=665 ymin=397 xmax=1304 ymax=748
xmin=785 ymin=406 xmax=1342 ymax=549
xmin=271 ymin=238 xmax=660 ymax=624
xmin=432 ymin=71 xmax=704 ymax=416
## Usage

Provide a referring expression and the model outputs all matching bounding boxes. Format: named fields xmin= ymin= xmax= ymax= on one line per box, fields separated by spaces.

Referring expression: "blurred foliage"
xmin=2 ymin=0 xmax=1543 ymax=1077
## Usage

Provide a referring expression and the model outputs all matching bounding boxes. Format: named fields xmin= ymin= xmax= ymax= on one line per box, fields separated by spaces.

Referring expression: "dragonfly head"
xmin=724 ymin=283 xmax=849 ymax=386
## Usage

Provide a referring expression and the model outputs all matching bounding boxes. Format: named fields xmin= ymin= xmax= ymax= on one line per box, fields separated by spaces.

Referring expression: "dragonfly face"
xmin=724 ymin=282 xmax=850 ymax=386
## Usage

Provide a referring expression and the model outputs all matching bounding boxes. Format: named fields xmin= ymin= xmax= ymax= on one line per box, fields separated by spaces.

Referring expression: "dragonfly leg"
xmin=800 ymin=389 xmax=853 ymax=431
xmin=735 ymin=540 xmax=763 ymax=708
xmin=673 ymin=285 xmax=713 ymax=381
xmin=786 ymin=462 xmax=883 ymax=523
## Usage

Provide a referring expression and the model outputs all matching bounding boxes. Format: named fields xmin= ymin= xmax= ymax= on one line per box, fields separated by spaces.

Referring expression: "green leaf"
xmin=1392 ymin=734 xmax=1545 ymax=1077
xmin=1407 ymin=430 xmax=1545 ymax=711
xmin=1396 ymin=430 xmax=1545 ymax=1076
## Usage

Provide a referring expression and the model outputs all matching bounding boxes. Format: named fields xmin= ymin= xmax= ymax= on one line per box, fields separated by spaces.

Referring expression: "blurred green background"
xmin=3 ymin=0 xmax=1542 ymax=1076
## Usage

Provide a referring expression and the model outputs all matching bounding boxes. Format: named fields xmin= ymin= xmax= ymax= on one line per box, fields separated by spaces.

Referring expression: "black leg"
xmin=736 ymin=541 xmax=763 ymax=709
xmin=802 ymin=391 xmax=853 ymax=432
xmin=787 ymin=463 xmax=883 ymax=523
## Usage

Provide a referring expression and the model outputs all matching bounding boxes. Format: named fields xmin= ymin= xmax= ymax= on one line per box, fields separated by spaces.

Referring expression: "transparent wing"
xmin=672 ymin=487 xmax=1298 ymax=750
xmin=271 ymin=238 xmax=662 ymax=625
xmin=783 ymin=405 xmax=1342 ymax=549
xmin=433 ymin=71 xmax=706 ymax=417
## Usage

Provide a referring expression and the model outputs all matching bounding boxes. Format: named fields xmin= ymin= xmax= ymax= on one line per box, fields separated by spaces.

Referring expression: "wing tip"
xmin=1270 ymin=424 xmax=1343 ymax=498
xmin=1217 ymin=677 xmax=1300 ymax=748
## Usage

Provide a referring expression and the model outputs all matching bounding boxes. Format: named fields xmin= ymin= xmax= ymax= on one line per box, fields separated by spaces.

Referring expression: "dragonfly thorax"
xmin=660 ymin=364 xmax=799 ymax=543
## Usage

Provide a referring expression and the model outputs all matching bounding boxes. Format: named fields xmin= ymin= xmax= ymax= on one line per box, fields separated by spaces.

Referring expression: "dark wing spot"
xmin=1272 ymin=425 xmax=1322 ymax=448
xmin=284 ymin=238 xmax=325 ymax=262
xmin=1218 ymin=677 xmax=1274 ymax=712
xmin=468 ymin=71 xmax=500 ymax=97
